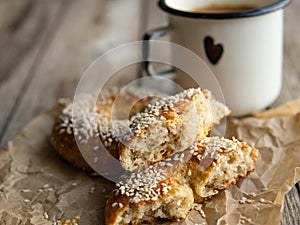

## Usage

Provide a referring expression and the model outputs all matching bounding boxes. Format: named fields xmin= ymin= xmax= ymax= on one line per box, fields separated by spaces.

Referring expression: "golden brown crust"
xmin=105 ymin=172 xmax=193 ymax=225
xmin=51 ymin=88 xmax=230 ymax=172
xmin=185 ymin=137 xmax=258 ymax=201
xmin=51 ymin=119 xmax=92 ymax=170
xmin=105 ymin=137 xmax=258 ymax=225
xmin=51 ymin=87 xmax=164 ymax=171
xmin=119 ymin=88 xmax=230 ymax=171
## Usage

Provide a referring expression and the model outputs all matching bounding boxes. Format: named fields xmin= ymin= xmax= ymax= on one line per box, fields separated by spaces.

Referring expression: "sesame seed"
xmin=174 ymin=155 xmax=180 ymax=161
xmin=58 ymin=93 xmax=127 ymax=145
xmin=23 ymin=199 xmax=30 ymax=203
xmin=114 ymin=164 xmax=171 ymax=204
xmin=192 ymin=137 xmax=246 ymax=170
xmin=239 ymin=197 xmax=249 ymax=204
xmin=159 ymin=162 xmax=166 ymax=167
xmin=43 ymin=212 xmax=49 ymax=220
xmin=259 ymin=198 xmax=273 ymax=204
xmin=112 ymin=202 xmax=118 ymax=207
xmin=177 ymin=200 xmax=182 ymax=206
xmin=246 ymin=199 xmax=255 ymax=204
xmin=130 ymin=88 xmax=202 ymax=135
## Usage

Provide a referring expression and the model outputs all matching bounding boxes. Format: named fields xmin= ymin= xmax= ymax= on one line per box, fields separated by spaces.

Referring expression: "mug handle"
xmin=141 ymin=26 xmax=175 ymax=78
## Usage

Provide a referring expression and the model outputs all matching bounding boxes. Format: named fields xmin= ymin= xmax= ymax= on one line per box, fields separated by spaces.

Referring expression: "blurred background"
xmin=0 ymin=0 xmax=167 ymax=148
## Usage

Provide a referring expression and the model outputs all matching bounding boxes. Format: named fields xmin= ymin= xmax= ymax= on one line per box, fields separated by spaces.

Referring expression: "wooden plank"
xmin=0 ymin=0 xmax=142 ymax=147
xmin=266 ymin=0 xmax=300 ymax=223
xmin=276 ymin=0 xmax=300 ymax=105
xmin=281 ymin=185 xmax=300 ymax=225
xmin=0 ymin=0 xmax=66 ymax=145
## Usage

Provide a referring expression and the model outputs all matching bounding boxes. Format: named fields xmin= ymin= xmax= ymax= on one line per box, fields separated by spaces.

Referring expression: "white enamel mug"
xmin=143 ymin=0 xmax=291 ymax=116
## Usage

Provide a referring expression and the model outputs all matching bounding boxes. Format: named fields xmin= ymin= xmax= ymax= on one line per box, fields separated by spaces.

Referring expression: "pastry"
xmin=119 ymin=88 xmax=230 ymax=171
xmin=105 ymin=137 xmax=258 ymax=225
xmin=51 ymin=87 xmax=165 ymax=171
xmin=52 ymin=87 xmax=229 ymax=172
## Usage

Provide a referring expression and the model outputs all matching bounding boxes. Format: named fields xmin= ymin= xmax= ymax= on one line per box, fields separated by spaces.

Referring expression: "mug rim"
xmin=158 ymin=0 xmax=292 ymax=19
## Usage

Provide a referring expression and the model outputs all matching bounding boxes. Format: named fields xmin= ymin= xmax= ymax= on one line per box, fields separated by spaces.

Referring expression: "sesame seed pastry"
xmin=51 ymin=87 xmax=166 ymax=171
xmin=184 ymin=137 xmax=258 ymax=203
xmin=51 ymin=87 xmax=229 ymax=172
xmin=119 ymin=88 xmax=230 ymax=171
xmin=105 ymin=137 xmax=258 ymax=225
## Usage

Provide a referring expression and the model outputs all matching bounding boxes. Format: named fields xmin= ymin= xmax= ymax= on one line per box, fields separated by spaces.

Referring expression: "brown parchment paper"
xmin=0 ymin=107 xmax=299 ymax=225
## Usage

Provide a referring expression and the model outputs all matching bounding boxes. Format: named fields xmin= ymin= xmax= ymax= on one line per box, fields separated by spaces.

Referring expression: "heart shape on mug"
xmin=204 ymin=36 xmax=224 ymax=65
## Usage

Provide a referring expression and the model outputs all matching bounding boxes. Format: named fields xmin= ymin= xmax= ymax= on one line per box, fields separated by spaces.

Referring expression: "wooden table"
xmin=0 ymin=0 xmax=299 ymax=224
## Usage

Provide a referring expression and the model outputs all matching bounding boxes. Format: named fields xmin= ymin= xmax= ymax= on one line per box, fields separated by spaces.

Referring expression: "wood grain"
xmin=281 ymin=185 xmax=300 ymax=225
xmin=279 ymin=0 xmax=300 ymax=222
xmin=0 ymin=0 xmax=65 ymax=144
xmin=275 ymin=0 xmax=300 ymax=106
xmin=0 ymin=0 xmax=141 ymax=147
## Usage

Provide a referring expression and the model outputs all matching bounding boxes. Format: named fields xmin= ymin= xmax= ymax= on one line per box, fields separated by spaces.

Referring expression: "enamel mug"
xmin=143 ymin=0 xmax=291 ymax=116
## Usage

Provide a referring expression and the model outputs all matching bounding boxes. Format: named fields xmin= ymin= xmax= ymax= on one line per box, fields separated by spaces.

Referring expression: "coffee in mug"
xmin=191 ymin=5 xmax=256 ymax=13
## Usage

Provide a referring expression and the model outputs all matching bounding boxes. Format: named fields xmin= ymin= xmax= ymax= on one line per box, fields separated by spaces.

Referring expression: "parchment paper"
xmin=0 ymin=107 xmax=299 ymax=225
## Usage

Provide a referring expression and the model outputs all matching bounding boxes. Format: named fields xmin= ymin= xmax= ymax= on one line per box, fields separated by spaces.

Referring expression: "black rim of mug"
xmin=158 ymin=0 xmax=292 ymax=19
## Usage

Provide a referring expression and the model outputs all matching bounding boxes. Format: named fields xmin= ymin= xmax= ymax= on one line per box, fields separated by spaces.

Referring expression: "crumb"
xmin=259 ymin=198 xmax=273 ymax=204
